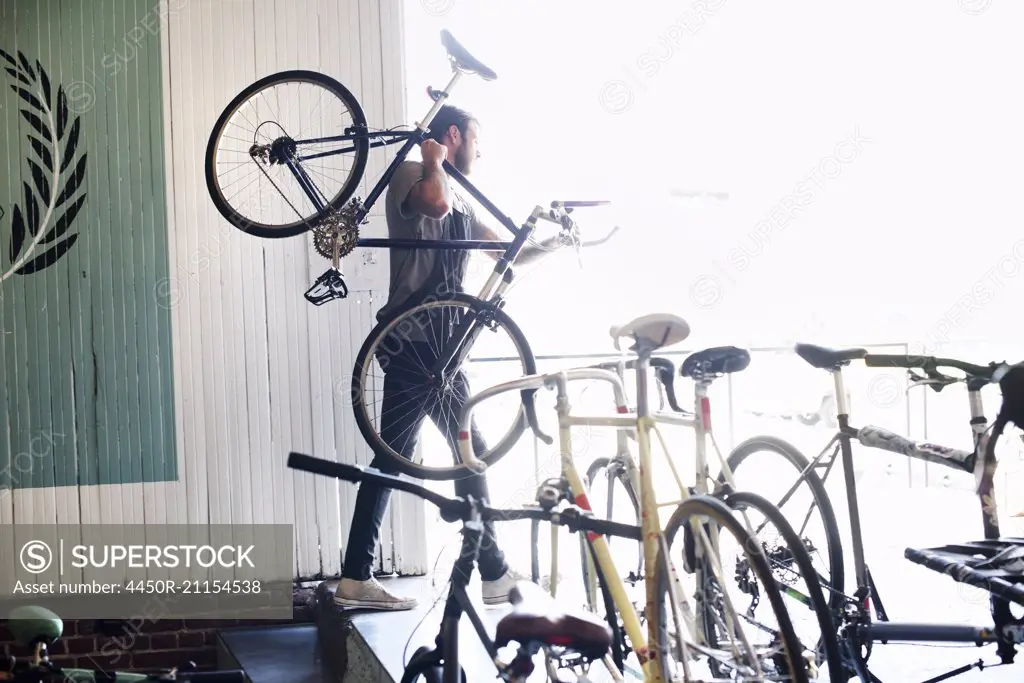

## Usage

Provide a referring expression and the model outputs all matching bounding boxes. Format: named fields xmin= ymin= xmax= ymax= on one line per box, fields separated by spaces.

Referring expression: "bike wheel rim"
xmin=209 ymin=76 xmax=363 ymax=234
xmin=354 ymin=298 xmax=530 ymax=477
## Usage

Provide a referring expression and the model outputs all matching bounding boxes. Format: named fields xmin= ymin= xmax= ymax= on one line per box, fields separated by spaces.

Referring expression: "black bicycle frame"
xmin=288 ymin=120 xmax=543 ymax=380
xmin=781 ymin=364 xmax=1010 ymax=681
xmin=284 ymin=454 xmax=645 ymax=683
xmin=420 ymin=514 xmax=505 ymax=683
xmin=287 ymin=125 xmax=523 ymax=246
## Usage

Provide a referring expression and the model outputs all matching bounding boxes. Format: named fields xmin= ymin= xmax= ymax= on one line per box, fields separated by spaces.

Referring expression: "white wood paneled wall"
xmin=160 ymin=0 xmax=425 ymax=579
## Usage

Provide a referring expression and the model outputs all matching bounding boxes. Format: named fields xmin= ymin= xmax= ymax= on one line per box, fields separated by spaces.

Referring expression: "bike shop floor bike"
xmin=1 ymin=606 xmax=244 ymax=683
xmin=558 ymin=349 xmax=844 ymax=681
xmin=288 ymin=451 xmax=642 ymax=683
xmin=205 ymin=29 xmax=617 ymax=478
xmin=450 ymin=313 xmax=828 ymax=682
xmin=724 ymin=344 xmax=1024 ymax=681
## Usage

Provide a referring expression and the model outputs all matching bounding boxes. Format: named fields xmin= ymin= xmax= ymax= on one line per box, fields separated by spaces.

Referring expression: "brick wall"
xmin=0 ymin=590 xmax=315 ymax=673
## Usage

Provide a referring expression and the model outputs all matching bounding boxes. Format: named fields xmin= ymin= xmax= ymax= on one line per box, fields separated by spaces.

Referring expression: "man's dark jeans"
xmin=341 ymin=341 xmax=509 ymax=582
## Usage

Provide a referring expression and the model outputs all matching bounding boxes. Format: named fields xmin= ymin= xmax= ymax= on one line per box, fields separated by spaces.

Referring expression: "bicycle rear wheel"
xmin=658 ymin=495 xmax=811 ymax=682
xmin=724 ymin=436 xmax=845 ymax=615
xmin=723 ymin=490 xmax=844 ymax=682
xmin=352 ymin=293 xmax=536 ymax=481
xmin=205 ymin=69 xmax=369 ymax=238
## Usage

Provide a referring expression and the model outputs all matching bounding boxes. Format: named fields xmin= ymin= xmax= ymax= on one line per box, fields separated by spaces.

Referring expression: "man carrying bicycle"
xmin=336 ymin=105 xmax=563 ymax=611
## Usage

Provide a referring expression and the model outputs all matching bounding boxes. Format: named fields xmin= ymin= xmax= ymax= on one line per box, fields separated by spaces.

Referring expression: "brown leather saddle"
xmin=494 ymin=581 xmax=613 ymax=660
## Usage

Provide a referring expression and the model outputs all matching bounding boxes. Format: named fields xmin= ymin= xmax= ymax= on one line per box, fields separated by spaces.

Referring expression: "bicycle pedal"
xmin=304 ymin=268 xmax=349 ymax=306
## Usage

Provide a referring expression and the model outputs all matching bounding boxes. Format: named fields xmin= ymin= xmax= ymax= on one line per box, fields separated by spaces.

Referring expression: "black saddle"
xmin=440 ymin=30 xmax=497 ymax=81
xmin=795 ymin=343 xmax=867 ymax=370
xmin=494 ymin=582 xmax=612 ymax=660
xmin=681 ymin=346 xmax=750 ymax=379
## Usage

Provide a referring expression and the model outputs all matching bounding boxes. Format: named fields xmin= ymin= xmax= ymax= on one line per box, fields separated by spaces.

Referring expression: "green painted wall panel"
xmin=0 ymin=0 xmax=177 ymax=492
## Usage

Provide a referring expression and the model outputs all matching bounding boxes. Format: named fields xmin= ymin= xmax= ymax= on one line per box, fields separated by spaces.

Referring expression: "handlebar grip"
xmin=648 ymin=358 xmax=684 ymax=413
xmin=863 ymin=354 xmax=930 ymax=369
xmin=648 ymin=357 xmax=675 ymax=374
xmin=287 ymin=452 xmax=364 ymax=483
xmin=286 ymin=452 xmax=462 ymax=515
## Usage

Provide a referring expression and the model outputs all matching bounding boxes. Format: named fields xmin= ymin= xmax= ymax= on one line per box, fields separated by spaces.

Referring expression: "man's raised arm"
xmin=404 ymin=140 xmax=452 ymax=219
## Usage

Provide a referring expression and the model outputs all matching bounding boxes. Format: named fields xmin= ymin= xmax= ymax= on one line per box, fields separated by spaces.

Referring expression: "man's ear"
xmin=448 ymin=124 xmax=461 ymax=145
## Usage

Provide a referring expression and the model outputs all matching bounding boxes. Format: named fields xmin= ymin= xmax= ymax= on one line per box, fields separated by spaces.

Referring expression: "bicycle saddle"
xmin=440 ymin=30 xmax=497 ymax=81
xmin=8 ymin=606 xmax=63 ymax=646
xmin=681 ymin=346 xmax=751 ymax=379
xmin=794 ymin=343 xmax=867 ymax=370
xmin=609 ymin=313 xmax=691 ymax=352
xmin=494 ymin=581 xmax=612 ymax=660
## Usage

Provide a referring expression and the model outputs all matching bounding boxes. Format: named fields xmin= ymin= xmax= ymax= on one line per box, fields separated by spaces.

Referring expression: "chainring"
xmin=312 ymin=200 xmax=363 ymax=260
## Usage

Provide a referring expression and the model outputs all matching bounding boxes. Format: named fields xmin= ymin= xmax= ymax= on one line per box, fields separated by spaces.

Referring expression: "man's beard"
xmin=453 ymin=146 xmax=472 ymax=174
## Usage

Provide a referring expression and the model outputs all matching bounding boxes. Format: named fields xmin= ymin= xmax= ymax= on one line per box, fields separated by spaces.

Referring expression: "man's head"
xmin=426 ymin=105 xmax=480 ymax=175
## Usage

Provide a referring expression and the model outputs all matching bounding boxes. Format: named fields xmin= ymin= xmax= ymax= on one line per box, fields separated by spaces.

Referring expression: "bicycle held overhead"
xmin=205 ymin=29 xmax=619 ymax=307
xmin=206 ymin=29 xmax=622 ymax=481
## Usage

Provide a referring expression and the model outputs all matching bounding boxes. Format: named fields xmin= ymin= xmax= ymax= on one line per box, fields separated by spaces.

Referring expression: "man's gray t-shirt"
xmin=378 ymin=160 xmax=489 ymax=348
xmin=378 ymin=160 xmax=487 ymax=330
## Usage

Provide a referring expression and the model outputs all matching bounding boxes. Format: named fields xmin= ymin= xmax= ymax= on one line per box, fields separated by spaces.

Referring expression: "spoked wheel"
xmin=400 ymin=646 xmax=466 ymax=683
xmin=724 ymin=436 xmax=845 ymax=617
xmin=205 ymin=70 xmax=369 ymax=238
xmin=352 ymin=294 xmax=536 ymax=481
xmin=658 ymin=495 xmax=811 ymax=683
xmin=722 ymin=490 xmax=845 ymax=683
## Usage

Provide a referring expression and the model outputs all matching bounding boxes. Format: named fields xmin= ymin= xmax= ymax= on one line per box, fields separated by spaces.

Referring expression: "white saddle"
xmin=609 ymin=313 xmax=691 ymax=352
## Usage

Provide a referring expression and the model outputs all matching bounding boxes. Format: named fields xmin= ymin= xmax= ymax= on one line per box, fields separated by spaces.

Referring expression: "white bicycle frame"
xmin=456 ymin=359 xmax=762 ymax=683
xmin=575 ymin=360 xmax=741 ymax=642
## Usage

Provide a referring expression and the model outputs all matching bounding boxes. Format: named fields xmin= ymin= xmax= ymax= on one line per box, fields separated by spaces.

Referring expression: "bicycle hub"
xmin=267 ymin=136 xmax=297 ymax=165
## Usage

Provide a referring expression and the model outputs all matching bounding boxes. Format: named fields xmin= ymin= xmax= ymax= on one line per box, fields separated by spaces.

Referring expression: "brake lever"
xmin=523 ymin=388 xmax=554 ymax=446
xmin=907 ymin=369 xmax=957 ymax=393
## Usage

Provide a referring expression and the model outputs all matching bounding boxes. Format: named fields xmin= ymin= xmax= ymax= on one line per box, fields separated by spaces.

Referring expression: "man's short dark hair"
xmin=426 ymin=104 xmax=476 ymax=145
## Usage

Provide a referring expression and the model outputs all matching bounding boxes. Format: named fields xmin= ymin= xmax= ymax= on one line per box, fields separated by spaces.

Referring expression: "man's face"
xmin=451 ymin=120 xmax=481 ymax=175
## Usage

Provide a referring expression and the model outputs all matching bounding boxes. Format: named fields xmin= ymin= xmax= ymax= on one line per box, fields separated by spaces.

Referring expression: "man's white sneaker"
xmin=333 ymin=577 xmax=418 ymax=611
xmin=481 ymin=571 xmax=518 ymax=606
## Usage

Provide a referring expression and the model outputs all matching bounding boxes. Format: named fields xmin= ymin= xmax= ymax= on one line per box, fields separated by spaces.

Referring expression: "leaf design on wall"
xmin=0 ymin=49 xmax=88 ymax=282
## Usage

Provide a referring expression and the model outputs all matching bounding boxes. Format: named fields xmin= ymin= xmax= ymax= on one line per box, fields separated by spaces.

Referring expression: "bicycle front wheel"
xmin=352 ymin=294 xmax=536 ymax=481
xmin=658 ymin=495 xmax=811 ymax=683
xmin=205 ymin=69 xmax=369 ymax=238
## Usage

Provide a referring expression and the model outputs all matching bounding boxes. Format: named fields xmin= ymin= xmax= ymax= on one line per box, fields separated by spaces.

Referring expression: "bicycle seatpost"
xmin=417 ymin=70 xmax=462 ymax=131
xmin=631 ymin=342 xmax=657 ymax=420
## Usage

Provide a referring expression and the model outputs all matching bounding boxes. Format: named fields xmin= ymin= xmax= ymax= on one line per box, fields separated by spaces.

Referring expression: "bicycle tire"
xmin=723 ymin=490 xmax=845 ymax=683
xmin=725 ymin=435 xmax=846 ymax=615
xmin=400 ymin=646 xmax=466 ymax=683
xmin=351 ymin=293 xmax=536 ymax=481
xmin=658 ymin=495 xmax=811 ymax=683
xmin=205 ymin=69 xmax=369 ymax=239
